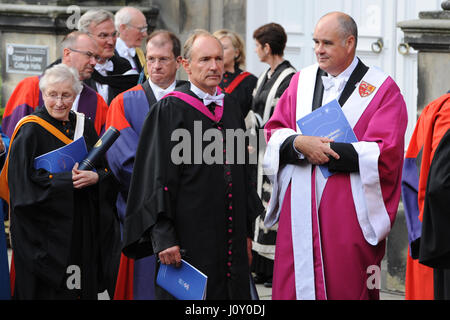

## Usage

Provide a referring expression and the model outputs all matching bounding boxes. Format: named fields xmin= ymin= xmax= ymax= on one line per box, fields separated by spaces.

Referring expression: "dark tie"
xmin=207 ymin=103 xmax=216 ymax=116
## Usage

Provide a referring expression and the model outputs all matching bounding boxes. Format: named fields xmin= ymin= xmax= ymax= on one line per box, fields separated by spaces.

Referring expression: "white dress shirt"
xmin=116 ymin=37 xmax=137 ymax=71
xmin=293 ymin=56 xmax=359 ymax=159
xmin=321 ymin=56 xmax=359 ymax=105
xmin=71 ymin=92 xmax=81 ymax=112
xmin=94 ymin=60 xmax=114 ymax=103
xmin=190 ymin=83 xmax=224 ymax=106
xmin=148 ymin=79 xmax=177 ymax=102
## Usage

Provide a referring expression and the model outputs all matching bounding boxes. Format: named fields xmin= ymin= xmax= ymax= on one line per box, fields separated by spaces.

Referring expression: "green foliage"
xmin=0 ymin=108 xmax=3 ymax=127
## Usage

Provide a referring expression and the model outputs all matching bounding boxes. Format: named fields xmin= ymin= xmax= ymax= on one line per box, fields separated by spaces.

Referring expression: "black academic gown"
xmin=420 ymin=129 xmax=450 ymax=300
xmin=250 ymin=60 xmax=295 ymax=282
xmin=219 ymin=67 xmax=258 ymax=117
xmin=251 ymin=60 xmax=295 ymax=120
xmin=8 ymin=107 xmax=120 ymax=300
xmin=84 ymin=53 xmax=139 ymax=104
xmin=122 ymin=83 xmax=263 ymax=300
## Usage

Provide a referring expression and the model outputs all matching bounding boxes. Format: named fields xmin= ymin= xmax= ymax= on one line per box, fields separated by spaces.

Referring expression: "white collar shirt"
xmin=189 ymin=83 xmax=224 ymax=107
xmin=149 ymin=79 xmax=177 ymax=102
xmin=321 ymin=56 xmax=359 ymax=105
xmin=116 ymin=37 xmax=137 ymax=70
xmin=71 ymin=92 xmax=81 ymax=112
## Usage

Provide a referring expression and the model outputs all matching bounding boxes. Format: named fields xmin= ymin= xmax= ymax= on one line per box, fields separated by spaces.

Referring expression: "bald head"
xmin=182 ymin=30 xmax=224 ymax=95
xmin=318 ymin=12 xmax=358 ymax=48
xmin=115 ymin=6 xmax=148 ymax=48
xmin=61 ymin=31 xmax=99 ymax=80
xmin=313 ymin=12 xmax=358 ymax=76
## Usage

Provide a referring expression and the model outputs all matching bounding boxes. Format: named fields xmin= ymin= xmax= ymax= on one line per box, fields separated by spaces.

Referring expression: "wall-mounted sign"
xmin=6 ymin=44 xmax=49 ymax=75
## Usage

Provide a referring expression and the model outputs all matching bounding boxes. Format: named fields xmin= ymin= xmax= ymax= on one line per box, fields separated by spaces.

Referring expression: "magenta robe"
xmin=265 ymin=70 xmax=407 ymax=300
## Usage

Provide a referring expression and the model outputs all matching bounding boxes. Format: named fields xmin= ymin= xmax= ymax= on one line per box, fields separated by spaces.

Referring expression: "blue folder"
xmin=34 ymin=137 xmax=88 ymax=173
xmin=156 ymin=259 xmax=207 ymax=300
xmin=297 ymin=99 xmax=358 ymax=178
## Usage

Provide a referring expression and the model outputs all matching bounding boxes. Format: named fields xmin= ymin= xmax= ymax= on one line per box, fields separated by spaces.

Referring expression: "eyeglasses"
xmin=147 ymin=56 xmax=174 ymax=65
xmin=127 ymin=24 xmax=148 ymax=33
xmin=68 ymin=48 xmax=102 ymax=62
xmin=44 ymin=92 xmax=75 ymax=103
xmin=90 ymin=31 xmax=118 ymax=40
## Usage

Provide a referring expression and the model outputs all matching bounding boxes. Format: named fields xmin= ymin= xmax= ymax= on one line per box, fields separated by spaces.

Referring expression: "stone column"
xmin=398 ymin=1 xmax=450 ymax=113
xmin=152 ymin=0 xmax=247 ymax=79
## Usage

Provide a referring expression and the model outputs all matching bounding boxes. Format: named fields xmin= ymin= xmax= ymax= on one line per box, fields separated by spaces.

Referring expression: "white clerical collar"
xmin=148 ymin=78 xmax=177 ymax=101
xmin=116 ymin=37 xmax=136 ymax=58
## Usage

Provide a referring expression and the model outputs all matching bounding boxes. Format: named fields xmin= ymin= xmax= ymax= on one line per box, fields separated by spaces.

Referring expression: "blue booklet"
xmin=297 ymin=99 xmax=358 ymax=178
xmin=34 ymin=137 xmax=88 ymax=173
xmin=156 ymin=259 xmax=207 ymax=300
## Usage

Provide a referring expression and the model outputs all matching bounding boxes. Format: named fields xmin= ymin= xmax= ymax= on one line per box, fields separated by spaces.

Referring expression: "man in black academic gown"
xmin=114 ymin=7 xmax=148 ymax=82
xmin=121 ymin=30 xmax=263 ymax=300
xmin=78 ymin=9 xmax=139 ymax=104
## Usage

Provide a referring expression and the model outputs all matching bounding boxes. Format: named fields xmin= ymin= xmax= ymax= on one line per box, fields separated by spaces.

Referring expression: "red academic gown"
xmin=106 ymin=84 xmax=157 ymax=300
xmin=402 ymin=93 xmax=450 ymax=299
xmin=2 ymin=76 xmax=108 ymax=137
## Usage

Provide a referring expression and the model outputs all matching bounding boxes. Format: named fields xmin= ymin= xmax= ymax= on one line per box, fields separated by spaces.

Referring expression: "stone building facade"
xmin=0 ymin=0 xmax=247 ymax=107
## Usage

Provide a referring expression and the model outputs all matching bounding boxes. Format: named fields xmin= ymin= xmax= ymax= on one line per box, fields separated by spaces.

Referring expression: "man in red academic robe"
xmin=108 ymin=30 xmax=183 ymax=300
xmin=402 ymin=93 xmax=450 ymax=300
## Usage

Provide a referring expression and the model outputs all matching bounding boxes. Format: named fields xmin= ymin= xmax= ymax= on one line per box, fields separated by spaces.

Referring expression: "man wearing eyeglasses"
xmin=78 ymin=9 xmax=139 ymax=104
xmin=115 ymin=7 xmax=148 ymax=82
xmin=2 ymin=31 xmax=109 ymax=138
xmin=106 ymin=30 xmax=185 ymax=300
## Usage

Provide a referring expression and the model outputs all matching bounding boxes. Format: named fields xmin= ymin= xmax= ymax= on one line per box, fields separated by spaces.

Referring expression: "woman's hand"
xmin=72 ymin=163 xmax=99 ymax=189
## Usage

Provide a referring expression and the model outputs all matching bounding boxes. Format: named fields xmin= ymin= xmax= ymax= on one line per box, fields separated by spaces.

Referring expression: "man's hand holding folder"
xmin=158 ymin=245 xmax=182 ymax=268
xmin=293 ymin=135 xmax=340 ymax=165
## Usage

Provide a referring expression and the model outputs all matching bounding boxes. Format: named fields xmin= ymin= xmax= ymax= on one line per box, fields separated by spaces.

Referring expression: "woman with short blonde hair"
xmin=213 ymin=29 xmax=257 ymax=118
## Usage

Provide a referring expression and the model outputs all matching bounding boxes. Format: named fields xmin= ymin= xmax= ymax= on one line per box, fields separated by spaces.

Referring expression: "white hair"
xmin=77 ymin=9 xmax=114 ymax=33
xmin=114 ymin=7 xmax=134 ymax=31
xmin=39 ymin=64 xmax=83 ymax=95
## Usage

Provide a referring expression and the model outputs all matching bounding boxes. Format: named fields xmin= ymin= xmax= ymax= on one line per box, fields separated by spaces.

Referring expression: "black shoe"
xmin=263 ymin=280 xmax=272 ymax=288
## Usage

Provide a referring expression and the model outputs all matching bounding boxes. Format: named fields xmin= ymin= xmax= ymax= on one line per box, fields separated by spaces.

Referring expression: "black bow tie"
xmin=207 ymin=103 xmax=216 ymax=115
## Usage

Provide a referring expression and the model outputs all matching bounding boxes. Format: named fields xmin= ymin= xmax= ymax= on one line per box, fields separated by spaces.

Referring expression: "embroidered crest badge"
xmin=359 ymin=81 xmax=376 ymax=98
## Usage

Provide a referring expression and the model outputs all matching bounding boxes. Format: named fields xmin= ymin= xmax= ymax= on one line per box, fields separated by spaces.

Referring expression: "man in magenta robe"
xmin=263 ymin=12 xmax=407 ymax=300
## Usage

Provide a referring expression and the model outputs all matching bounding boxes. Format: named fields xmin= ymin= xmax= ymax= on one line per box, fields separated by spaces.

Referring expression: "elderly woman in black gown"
xmin=5 ymin=64 xmax=119 ymax=300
